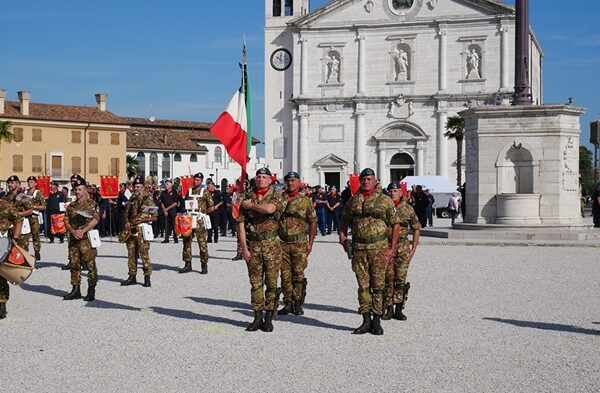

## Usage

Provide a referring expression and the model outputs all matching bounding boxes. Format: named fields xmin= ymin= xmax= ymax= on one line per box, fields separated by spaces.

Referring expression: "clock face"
xmin=270 ymin=48 xmax=292 ymax=71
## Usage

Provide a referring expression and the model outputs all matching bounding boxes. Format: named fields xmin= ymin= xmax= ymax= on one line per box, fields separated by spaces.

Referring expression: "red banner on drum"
xmin=36 ymin=176 xmax=51 ymax=198
xmin=180 ymin=175 xmax=194 ymax=198
xmin=100 ymin=176 xmax=119 ymax=199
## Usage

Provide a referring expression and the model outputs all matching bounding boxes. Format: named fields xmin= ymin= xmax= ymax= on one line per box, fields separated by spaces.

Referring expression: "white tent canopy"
xmin=399 ymin=176 xmax=458 ymax=193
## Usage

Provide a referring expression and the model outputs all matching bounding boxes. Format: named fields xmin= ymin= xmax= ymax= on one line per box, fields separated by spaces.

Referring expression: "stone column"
xmin=377 ymin=145 xmax=386 ymax=184
xmin=357 ymin=32 xmax=366 ymax=96
xmin=436 ymin=102 xmax=449 ymax=177
xmin=300 ymin=36 xmax=308 ymax=97
xmin=437 ymin=25 xmax=447 ymax=92
xmin=298 ymin=112 xmax=309 ymax=179
xmin=500 ymin=23 xmax=509 ymax=90
xmin=354 ymin=106 xmax=366 ymax=173
xmin=416 ymin=144 xmax=425 ymax=176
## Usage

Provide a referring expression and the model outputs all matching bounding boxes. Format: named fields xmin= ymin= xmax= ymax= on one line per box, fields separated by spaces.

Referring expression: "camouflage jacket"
xmin=125 ymin=190 xmax=157 ymax=223
xmin=237 ymin=186 xmax=283 ymax=241
xmin=0 ymin=199 xmax=23 ymax=235
xmin=394 ymin=199 xmax=420 ymax=239
xmin=342 ymin=189 xmax=400 ymax=250
xmin=3 ymin=190 xmax=33 ymax=217
xmin=27 ymin=188 xmax=47 ymax=215
xmin=187 ymin=186 xmax=213 ymax=214
xmin=65 ymin=195 xmax=99 ymax=238
xmin=278 ymin=191 xmax=317 ymax=242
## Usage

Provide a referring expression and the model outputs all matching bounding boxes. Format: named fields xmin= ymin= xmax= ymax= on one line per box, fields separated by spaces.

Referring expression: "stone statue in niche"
xmin=466 ymin=48 xmax=481 ymax=79
xmin=392 ymin=48 xmax=409 ymax=81
xmin=326 ymin=53 xmax=340 ymax=84
xmin=388 ymin=94 xmax=414 ymax=119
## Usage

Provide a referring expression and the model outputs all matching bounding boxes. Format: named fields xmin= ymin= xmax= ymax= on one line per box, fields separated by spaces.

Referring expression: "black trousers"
xmin=164 ymin=212 xmax=177 ymax=241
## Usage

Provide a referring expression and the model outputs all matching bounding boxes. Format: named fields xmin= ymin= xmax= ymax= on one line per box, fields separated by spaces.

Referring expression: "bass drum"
xmin=0 ymin=239 xmax=35 ymax=285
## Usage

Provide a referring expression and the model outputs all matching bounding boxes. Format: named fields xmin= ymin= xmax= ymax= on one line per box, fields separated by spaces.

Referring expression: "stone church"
xmin=264 ymin=0 xmax=543 ymax=188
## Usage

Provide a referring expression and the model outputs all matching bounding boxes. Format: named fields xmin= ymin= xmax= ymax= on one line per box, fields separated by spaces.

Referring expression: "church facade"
xmin=264 ymin=0 xmax=543 ymax=188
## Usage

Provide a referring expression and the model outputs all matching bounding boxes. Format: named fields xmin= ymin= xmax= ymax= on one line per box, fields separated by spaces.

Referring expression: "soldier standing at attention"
xmin=338 ymin=168 xmax=400 ymax=335
xmin=277 ymin=171 xmax=317 ymax=316
xmin=3 ymin=176 xmax=33 ymax=252
xmin=237 ymin=168 xmax=283 ymax=332
xmin=382 ymin=183 xmax=420 ymax=321
xmin=0 ymin=186 xmax=24 ymax=320
xmin=26 ymin=176 xmax=46 ymax=261
xmin=180 ymin=172 xmax=214 ymax=274
xmin=62 ymin=174 xmax=84 ymax=271
xmin=121 ymin=176 xmax=158 ymax=287
xmin=63 ymin=177 xmax=100 ymax=302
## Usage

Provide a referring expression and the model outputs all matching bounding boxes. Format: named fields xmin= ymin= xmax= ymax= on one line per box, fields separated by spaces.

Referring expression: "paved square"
xmin=1 ymin=236 xmax=599 ymax=392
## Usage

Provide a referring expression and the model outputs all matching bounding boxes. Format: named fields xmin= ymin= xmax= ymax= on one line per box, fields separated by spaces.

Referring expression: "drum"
xmin=0 ymin=238 xmax=35 ymax=285
xmin=51 ymin=213 xmax=66 ymax=235
xmin=175 ymin=215 xmax=193 ymax=237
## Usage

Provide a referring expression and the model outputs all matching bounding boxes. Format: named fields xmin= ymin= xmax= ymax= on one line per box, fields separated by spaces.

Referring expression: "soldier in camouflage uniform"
xmin=61 ymin=174 xmax=84 ymax=271
xmin=382 ymin=183 xmax=420 ymax=321
xmin=121 ymin=176 xmax=158 ymax=287
xmin=0 ymin=182 xmax=24 ymax=320
xmin=237 ymin=168 xmax=284 ymax=332
xmin=26 ymin=176 xmax=46 ymax=261
xmin=339 ymin=168 xmax=400 ymax=335
xmin=180 ymin=172 xmax=215 ymax=274
xmin=277 ymin=171 xmax=317 ymax=316
xmin=63 ymin=177 xmax=100 ymax=302
xmin=3 ymin=176 xmax=33 ymax=252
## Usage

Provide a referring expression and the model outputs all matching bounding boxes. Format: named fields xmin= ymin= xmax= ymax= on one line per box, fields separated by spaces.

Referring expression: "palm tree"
xmin=0 ymin=121 xmax=13 ymax=144
xmin=126 ymin=154 xmax=140 ymax=179
xmin=444 ymin=115 xmax=465 ymax=187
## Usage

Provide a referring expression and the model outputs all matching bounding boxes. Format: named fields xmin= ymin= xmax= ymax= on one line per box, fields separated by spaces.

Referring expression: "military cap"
xmin=284 ymin=171 xmax=301 ymax=181
xmin=132 ymin=176 xmax=145 ymax=186
xmin=27 ymin=176 xmax=37 ymax=182
xmin=206 ymin=178 xmax=214 ymax=185
xmin=387 ymin=182 xmax=401 ymax=191
xmin=256 ymin=167 xmax=272 ymax=176
xmin=73 ymin=177 xmax=87 ymax=188
xmin=6 ymin=175 xmax=20 ymax=183
xmin=193 ymin=172 xmax=204 ymax=179
xmin=70 ymin=173 xmax=81 ymax=181
xmin=416 ymin=185 xmax=423 ymax=190
xmin=359 ymin=168 xmax=376 ymax=179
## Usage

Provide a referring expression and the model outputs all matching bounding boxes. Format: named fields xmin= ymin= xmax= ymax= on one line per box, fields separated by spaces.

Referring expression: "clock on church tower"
xmin=270 ymin=48 xmax=292 ymax=71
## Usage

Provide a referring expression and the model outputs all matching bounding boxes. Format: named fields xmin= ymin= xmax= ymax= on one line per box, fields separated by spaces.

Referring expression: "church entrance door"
xmin=324 ymin=172 xmax=340 ymax=189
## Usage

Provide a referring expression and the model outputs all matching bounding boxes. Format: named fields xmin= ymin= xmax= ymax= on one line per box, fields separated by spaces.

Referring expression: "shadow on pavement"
xmin=592 ymin=322 xmax=600 ymax=325
xmin=152 ymin=263 xmax=180 ymax=272
xmin=304 ymin=303 xmax=357 ymax=315
xmin=150 ymin=306 xmax=247 ymax=328
xmin=97 ymin=274 xmax=126 ymax=284
xmin=36 ymin=261 xmax=68 ymax=269
xmin=85 ymin=299 xmax=142 ymax=311
xmin=187 ymin=296 xmax=247 ymax=309
xmin=20 ymin=283 xmax=65 ymax=298
xmin=233 ymin=309 xmax=353 ymax=332
xmin=97 ymin=255 xmax=128 ymax=259
xmin=483 ymin=317 xmax=600 ymax=336
xmin=211 ymin=256 xmax=236 ymax=261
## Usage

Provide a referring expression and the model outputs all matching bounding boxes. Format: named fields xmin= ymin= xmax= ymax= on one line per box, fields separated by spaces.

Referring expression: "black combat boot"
xmin=143 ymin=275 xmax=151 ymax=288
xmin=382 ymin=306 xmax=394 ymax=320
xmin=393 ymin=303 xmax=407 ymax=320
xmin=293 ymin=302 xmax=304 ymax=316
xmin=121 ymin=275 xmax=137 ymax=286
xmin=352 ymin=313 xmax=372 ymax=334
xmin=0 ymin=303 xmax=6 ymax=319
xmin=61 ymin=262 xmax=72 ymax=271
xmin=246 ymin=311 xmax=263 ymax=332
xmin=262 ymin=311 xmax=274 ymax=332
xmin=178 ymin=262 xmax=192 ymax=274
xmin=35 ymin=251 xmax=41 ymax=261
xmin=277 ymin=303 xmax=292 ymax=316
xmin=63 ymin=285 xmax=82 ymax=300
xmin=83 ymin=285 xmax=96 ymax=301
xmin=200 ymin=263 xmax=208 ymax=275
xmin=370 ymin=314 xmax=384 ymax=335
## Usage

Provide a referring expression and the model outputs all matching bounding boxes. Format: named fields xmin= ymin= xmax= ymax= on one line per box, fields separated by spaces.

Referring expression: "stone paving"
xmin=1 ymin=233 xmax=599 ymax=393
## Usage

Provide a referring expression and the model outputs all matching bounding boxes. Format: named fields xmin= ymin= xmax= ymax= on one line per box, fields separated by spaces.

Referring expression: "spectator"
xmin=220 ymin=186 xmax=232 ymax=237
xmin=207 ymin=180 xmax=224 ymax=243
xmin=312 ymin=185 xmax=328 ymax=236
xmin=46 ymin=182 xmax=65 ymax=243
xmin=592 ymin=183 xmax=600 ymax=228
xmin=160 ymin=179 xmax=179 ymax=243
xmin=425 ymin=189 xmax=435 ymax=227
xmin=448 ymin=193 xmax=460 ymax=225
xmin=412 ymin=185 xmax=429 ymax=228
xmin=327 ymin=186 xmax=341 ymax=234
xmin=152 ymin=190 xmax=164 ymax=238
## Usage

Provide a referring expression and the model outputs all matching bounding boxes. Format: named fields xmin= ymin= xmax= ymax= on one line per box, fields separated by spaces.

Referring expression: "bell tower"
xmin=264 ymin=0 xmax=309 ymax=176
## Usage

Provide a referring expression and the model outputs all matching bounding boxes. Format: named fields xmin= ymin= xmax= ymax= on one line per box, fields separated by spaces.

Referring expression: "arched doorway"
xmin=389 ymin=153 xmax=414 ymax=182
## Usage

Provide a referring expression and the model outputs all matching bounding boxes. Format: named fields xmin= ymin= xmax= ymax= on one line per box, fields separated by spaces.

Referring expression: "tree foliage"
xmin=126 ymin=154 xmax=140 ymax=179
xmin=0 ymin=121 xmax=13 ymax=144
xmin=444 ymin=115 xmax=465 ymax=187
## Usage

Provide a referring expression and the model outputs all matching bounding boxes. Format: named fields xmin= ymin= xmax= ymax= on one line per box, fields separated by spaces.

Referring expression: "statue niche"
xmin=392 ymin=43 xmax=411 ymax=82
xmin=325 ymin=50 xmax=341 ymax=84
xmin=466 ymin=45 xmax=482 ymax=79
xmin=501 ymin=144 xmax=534 ymax=194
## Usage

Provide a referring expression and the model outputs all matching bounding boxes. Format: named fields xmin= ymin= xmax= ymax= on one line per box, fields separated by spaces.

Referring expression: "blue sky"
xmin=1 ymin=0 xmax=598 ymax=156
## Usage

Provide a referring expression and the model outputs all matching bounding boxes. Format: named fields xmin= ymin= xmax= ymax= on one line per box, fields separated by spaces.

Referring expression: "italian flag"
xmin=210 ymin=46 xmax=252 ymax=174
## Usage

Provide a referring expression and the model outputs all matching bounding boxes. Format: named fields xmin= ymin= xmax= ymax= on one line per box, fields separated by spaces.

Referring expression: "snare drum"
xmin=0 ymin=239 xmax=35 ymax=285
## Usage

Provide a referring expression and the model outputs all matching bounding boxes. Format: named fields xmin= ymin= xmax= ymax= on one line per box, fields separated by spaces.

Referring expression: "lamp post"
xmin=512 ymin=0 xmax=532 ymax=106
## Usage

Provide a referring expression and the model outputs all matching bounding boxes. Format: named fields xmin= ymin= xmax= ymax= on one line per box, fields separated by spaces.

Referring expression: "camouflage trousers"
xmin=17 ymin=233 xmax=30 ymax=253
xmin=246 ymin=237 xmax=282 ymax=312
xmin=351 ymin=246 xmax=389 ymax=316
xmin=28 ymin=215 xmax=42 ymax=254
xmin=280 ymin=240 xmax=308 ymax=304
xmin=69 ymin=238 xmax=98 ymax=286
xmin=126 ymin=233 xmax=152 ymax=276
xmin=384 ymin=239 xmax=412 ymax=307
xmin=182 ymin=226 xmax=208 ymax=263
xmin=0 ymin=276 xmax=8 ymax=304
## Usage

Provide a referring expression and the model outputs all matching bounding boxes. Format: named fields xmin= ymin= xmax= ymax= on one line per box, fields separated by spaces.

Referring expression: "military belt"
xmin=280 ymin=233 xmax=306 ymax=243
xmin=352 ymin=234 xmax=388 ymax=244
xmin=247 ymin=231 xmax=279 ymax=242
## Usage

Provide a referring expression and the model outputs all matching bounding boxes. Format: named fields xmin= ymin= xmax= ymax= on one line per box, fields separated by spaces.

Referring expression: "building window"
xmin=13 ymin=155 xmax=23 ymax=172
xmin=110 ymin=133 xmax=119 ymax=145
xmin=214 ymin=147 xmax=222 ymax=163
xmin=162 ymin=153 xmax=170 ymax=179
xmin=89 ymin=157 xmax=98 ymax=174
xmin=149 ymin=153 xmax=158 ymax=177
xmin=72 ymin=157 xmax=81 ymax=174
xmin=110 ymin=158 xmax=120 ymax=176
xmin=273 ymin=0 xmax=281 ymax=16
xmin=136 ymin=152 xmax=146 ymax=179
xmin=72 ymin=130 xmax=81 ymax=143
xmin=31 ymin=155 xmax=42 ymax=173
xmin=32 ymin=128 xmax=42 ymax=142
xmin=284 ymin=0 xmax=293 ymax=16
xmin=89 ymin=131 xmax=98 ymax=144
xmin=13 ymin=128 xmax=23 ymax=142
xmin=190 ymin=153 xmax=197 ymax=163
xmin=174 ymin=153 xmax=182 ymax=162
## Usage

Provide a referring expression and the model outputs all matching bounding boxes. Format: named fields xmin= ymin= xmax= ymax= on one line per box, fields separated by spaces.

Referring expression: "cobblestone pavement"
xmin=1 ymin=235 xmax=599 ymax=393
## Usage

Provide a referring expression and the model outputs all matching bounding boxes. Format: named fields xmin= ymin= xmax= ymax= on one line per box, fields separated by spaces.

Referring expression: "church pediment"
xmin=314 ymin=153 xmax=349 ymax=167
xmin=292 ymin=0 xmax=513 ymax=28
xmin=374 ymin=121 xmax=429 ymax=142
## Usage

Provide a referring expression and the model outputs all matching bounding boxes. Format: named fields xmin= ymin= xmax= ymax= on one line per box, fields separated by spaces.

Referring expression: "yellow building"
xmin=0 ymin=90 xmax=128 ymax=185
